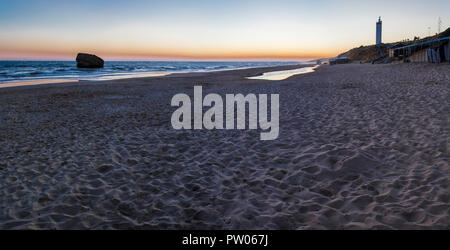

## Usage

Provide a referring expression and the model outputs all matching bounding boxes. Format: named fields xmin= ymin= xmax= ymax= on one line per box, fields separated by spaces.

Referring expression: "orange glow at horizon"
xmin=0 ymin=45 xmax=337 ymax=61
xmin=0 ymin=23 xmax=340 ymax=61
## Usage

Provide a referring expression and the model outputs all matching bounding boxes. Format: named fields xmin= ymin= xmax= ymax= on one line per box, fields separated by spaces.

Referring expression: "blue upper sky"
xmin=0 ymin=0 xmax=449 ymax=60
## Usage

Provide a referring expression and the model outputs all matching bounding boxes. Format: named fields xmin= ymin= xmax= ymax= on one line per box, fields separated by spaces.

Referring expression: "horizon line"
xmin=0 ymin=57 xmax=318 ymax=62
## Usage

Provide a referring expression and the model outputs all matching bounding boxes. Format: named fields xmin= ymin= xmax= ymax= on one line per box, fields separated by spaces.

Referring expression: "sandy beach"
xmin=0 ymin=63 xmax=448 ymax=230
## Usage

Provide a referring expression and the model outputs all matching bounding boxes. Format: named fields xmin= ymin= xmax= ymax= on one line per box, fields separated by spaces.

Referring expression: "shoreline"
xmin=0 ymin=62 xmax=313 ymax=89
xmin=0 ymin=63 xmax=315 ymax=90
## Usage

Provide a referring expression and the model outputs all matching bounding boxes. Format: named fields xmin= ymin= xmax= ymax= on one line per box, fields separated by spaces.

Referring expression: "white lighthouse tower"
xmin=376 ymin=17 xmax=382 ymax=45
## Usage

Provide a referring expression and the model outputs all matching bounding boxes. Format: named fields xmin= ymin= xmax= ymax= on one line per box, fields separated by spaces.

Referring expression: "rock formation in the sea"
xmin=76 ymin=53 xmax=104 ymax=68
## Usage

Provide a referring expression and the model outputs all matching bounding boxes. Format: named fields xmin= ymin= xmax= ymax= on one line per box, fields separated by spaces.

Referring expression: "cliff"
xmin=338 ymin=27 xmax=450 ymax=63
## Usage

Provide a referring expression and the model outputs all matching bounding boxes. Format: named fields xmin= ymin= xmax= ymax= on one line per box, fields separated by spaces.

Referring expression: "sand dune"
xmin=0 ymin=63 xmax=448 ymax=229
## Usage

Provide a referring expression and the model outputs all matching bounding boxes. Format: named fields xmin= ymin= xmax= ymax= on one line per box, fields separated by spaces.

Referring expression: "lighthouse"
xmin=376 ymin=17 xmax=382 ymax=45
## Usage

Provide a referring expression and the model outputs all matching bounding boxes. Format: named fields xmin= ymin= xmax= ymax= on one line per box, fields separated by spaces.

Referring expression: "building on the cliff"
xmin=376 ymin=17 xmax=383 ymax=45
xmin=329 ymin=57 xmax=351 ymax=65
xmin=388 ymin=37 xmax=450 ymax=63
xmin=388 ymin=43 xmax=407 ymax=57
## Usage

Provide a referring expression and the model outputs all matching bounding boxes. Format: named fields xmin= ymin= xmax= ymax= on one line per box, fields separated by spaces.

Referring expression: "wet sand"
xmin=0 ymin=63 xmax=448 ymax=229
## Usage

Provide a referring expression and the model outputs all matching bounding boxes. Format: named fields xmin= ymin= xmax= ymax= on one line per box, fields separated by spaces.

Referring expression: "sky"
xmin=0 ymin=0 xmax=449 ymax=61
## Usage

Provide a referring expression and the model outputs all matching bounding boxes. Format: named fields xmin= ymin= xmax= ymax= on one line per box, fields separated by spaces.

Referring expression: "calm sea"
xmin=0 ymin=61 xmax=303 ymax=84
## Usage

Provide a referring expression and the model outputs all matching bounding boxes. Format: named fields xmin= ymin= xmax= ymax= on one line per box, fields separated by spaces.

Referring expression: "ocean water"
xmin=0 ymin=61 xmax=302 ymax=84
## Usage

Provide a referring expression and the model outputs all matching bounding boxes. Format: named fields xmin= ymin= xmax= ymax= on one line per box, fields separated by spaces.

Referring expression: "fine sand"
xmin=0 ymin=63 xmax=448 ymax=229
